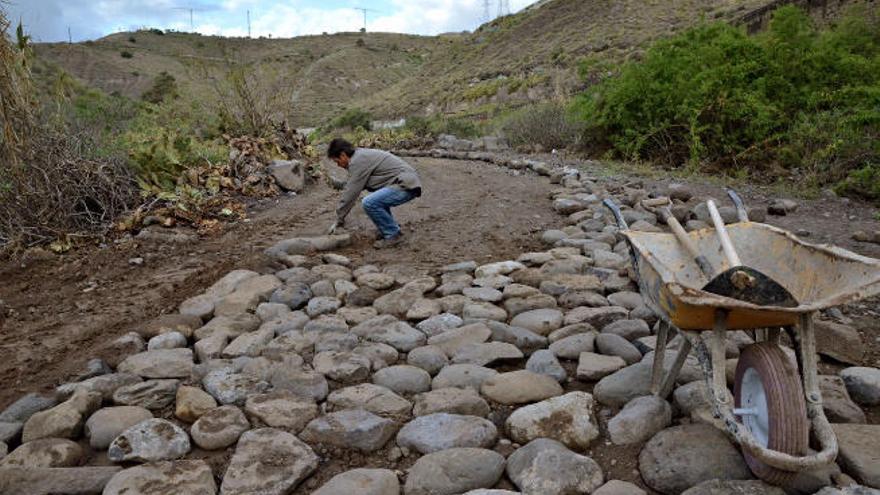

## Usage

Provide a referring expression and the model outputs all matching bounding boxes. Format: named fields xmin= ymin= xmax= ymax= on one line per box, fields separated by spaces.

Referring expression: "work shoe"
xmin=373 ymin=233 xmax=404 ymax=249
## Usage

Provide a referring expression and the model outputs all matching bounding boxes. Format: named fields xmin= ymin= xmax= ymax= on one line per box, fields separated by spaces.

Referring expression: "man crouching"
xmin=326 ymin=138 xmax=422 ymax=249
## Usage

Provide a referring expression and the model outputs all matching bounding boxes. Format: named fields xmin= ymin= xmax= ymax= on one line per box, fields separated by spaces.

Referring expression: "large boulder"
xmin=507 ymin=438 xmax=604 ymax=495
xmin=327 ymin=384 xmax=412 ymax=417
xmin=266 ymin=235 xmax=352 ymax=257
xmin=639 ymin=424 xmax=752 ymax=494
xmin=300 ymin=409 xmax=398 ymax=452
xmin=22 ymin=388 xmax=101 ymax=443
xmin=433 ymin=364 xmax=498 ymax=391
xmin=407 ymin=346 xmax=450 ymax=376
xmin=190 ymin=405 xmax=250 ymax=450
xmin=116 ymin=349 xmax=194 ymax=379
xmin=351 ymin=315 xmax=426 ymax=352
xmin=107 ymin=418 xmax=191 ymax=463
xmin=814 ymin=321 xmax=864 ymax=365
xmin=428 ymin=323 xmax=492 ymax=357
xmin=373 ymin=365 xmax=432 ymax=395
xmin=0 ymin=438 xmax=83 ymax=468
xmin=85 ymin=406 xmax=153 ymax=450
xmin=174 ymin=386 xmax=217 ymax=423
xmin=313 ymin=468 xmax=400 ymax=495
xmin=243 ymin=391 xmax=318 ymax=433
xmin=481 ymin=370 xmax=564 ymax=405
xmin=103 ymin=460 xmax=216 ymax=495
xmin=608 ymin=395 xmax=672 ymax=445
xmin=220 ymin=428 xmax=318 ymax=494
xmin=681 ymin=480 xmax=785 ymax=495
xmin=0 ymin=466 xmax=122 ymax=495
xmin=526 ymin=349 xmax=567 ymax=383
xmin=510 ymin=309 xmax=564 ymax=336
xmin=505 ymin=392 xmax=600 ymax=450
xmin=840 ymin=367 xmax=880 ymax=406
xmin=413 ymin=388 xmax=491 ymax=417
xmin=593 ymin=362 xmax=654 ymax=407
xmin=452 ymin=342 xmax=524 ymax=367
xmin=831 ymin=424 xmax=880 ymax=488
xmin=396 ymin=413 xmax=497 ymax=454
xmin=819 ymin=376 xmax=866 ymax=424
xmin=268 ymin=159 xmax=304 ymax=192
xmin=404 ymin=448 xmax=505 ymax=495
xmin=112 ymin=379 xmax=179 ymax=410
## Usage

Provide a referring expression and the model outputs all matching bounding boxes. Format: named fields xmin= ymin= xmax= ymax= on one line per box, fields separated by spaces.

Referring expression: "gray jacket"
xmin=336 ymin=148 xmax=422 ymax=222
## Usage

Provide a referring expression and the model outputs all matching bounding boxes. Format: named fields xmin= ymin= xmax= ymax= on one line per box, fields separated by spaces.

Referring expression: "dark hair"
xmin=327 ymin=138 xmax=356 ymax=159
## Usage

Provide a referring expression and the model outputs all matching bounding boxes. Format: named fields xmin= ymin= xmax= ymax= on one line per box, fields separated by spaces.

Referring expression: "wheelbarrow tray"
xmin=624 ymin=222 xmax=880 ymax=330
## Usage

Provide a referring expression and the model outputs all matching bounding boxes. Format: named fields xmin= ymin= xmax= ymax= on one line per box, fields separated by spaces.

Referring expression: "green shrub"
xmin=330 ymin=108 xmax=373 ymax=131
xmin=141 ymin=71 xmax=178 ymax=104
xmin=501 ymin=101 xmax=584 ymax=150
xmin=120 ymin=50 xmax=133 ymax=58
xmin=836 ymin=163 xmax=880 ymax=200
xmin=461 ymin=79 xmax=503 ymax=101
xmin=437 ymin=117 xmax=480 ymax=138
xmin=404 ymin=116 xmax=431 ymax=136
xmin=571 ymin=5 xmax=880 ymax=191
xmin=120 ymin=101 xmax=226 ymax=194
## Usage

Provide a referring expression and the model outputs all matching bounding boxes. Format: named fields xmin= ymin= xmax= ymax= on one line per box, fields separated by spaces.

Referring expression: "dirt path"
xmin=0 ymin=157 xmax=563 ymax=409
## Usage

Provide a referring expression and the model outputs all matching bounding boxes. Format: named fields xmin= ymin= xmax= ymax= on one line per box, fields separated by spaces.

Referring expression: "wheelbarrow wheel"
xmin=734 ymin=342 xmax=809 ymax=485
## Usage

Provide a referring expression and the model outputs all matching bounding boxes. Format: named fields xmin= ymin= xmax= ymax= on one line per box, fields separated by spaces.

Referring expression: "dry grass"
xmin=0 ymin=6 xmax=137 ymax=254
xmin=0 ymin=6 xmax=35 ymax=164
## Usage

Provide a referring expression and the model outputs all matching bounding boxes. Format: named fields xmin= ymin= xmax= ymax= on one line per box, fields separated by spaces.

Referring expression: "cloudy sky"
xmin=5 ymin=0 xmax=539 ymax=43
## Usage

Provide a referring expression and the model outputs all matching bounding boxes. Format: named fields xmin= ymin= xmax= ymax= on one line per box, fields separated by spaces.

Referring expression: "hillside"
xmin=32 ymin=0 xmax=867 ymax=127
xmin=33 ymin=31 xmax=442 ymax=126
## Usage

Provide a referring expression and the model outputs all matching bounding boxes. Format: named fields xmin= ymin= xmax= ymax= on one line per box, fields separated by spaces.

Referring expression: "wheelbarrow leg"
xmin=787 ymin=313 xmax=839 ymax=463
xmin=707 ymin=310 xmax=730 ymax=405
xmin=649 ymin=320 xmax=693 ymax=399
xmin=659 ymin=333 xmax=692 ymax=399
xmin=691 ymin=311 xmax=732 ymax=407
xmin=650 ymin=320 xmax=669 ymax=395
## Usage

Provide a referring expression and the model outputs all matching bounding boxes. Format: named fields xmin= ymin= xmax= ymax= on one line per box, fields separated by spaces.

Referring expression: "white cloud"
xmin=4 ymin=0 xmax=540 ymax=42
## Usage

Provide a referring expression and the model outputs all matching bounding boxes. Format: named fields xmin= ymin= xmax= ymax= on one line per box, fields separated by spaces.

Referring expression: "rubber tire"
xmin=734 ymin=342 xmax=809 ymax=486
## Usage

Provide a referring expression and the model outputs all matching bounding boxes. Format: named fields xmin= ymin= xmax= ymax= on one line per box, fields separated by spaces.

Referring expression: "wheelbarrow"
xmin=604 ymin=191 xmax=880 ymax=485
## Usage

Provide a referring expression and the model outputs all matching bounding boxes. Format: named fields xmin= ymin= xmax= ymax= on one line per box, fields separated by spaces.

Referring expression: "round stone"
xmin=85 ymin=406 xmax=154 ymax=450
xmin=373 ymin=365 xmax=432 ymax=395
xmin=191 ymin=405 xmax=250 ymax=450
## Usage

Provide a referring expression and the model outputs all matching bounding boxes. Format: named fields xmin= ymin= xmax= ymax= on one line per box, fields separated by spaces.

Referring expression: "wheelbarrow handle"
xmin=603 ymin=198 xmax=629 ymax=230
xmin=660 ymin=206 xmax=716 ymax=278
xmin=726 ymin=188 xmax=749 ymax=223
xmin=707 ymin=200 xmax=742 ymax=267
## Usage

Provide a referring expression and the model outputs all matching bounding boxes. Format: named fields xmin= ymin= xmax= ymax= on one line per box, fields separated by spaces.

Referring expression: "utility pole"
xmin=247 ymin=10 xmax=251 ymax=37
xmin=497 ymin=0 xmax=510 ymax=17
xmin=172 ymin=6 xmax=204 ymax=31
xmin=67 ymin=26 xmax=72 ymax=44
xmin=483 ymin=0 xmax=491 ymax=23
xmin=354 ymin=7 xmax=380 ymax=32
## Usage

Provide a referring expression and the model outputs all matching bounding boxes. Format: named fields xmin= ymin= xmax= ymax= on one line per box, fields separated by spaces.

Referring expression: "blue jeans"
xmin=362 ymin=187 xmax=417 ymax=239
